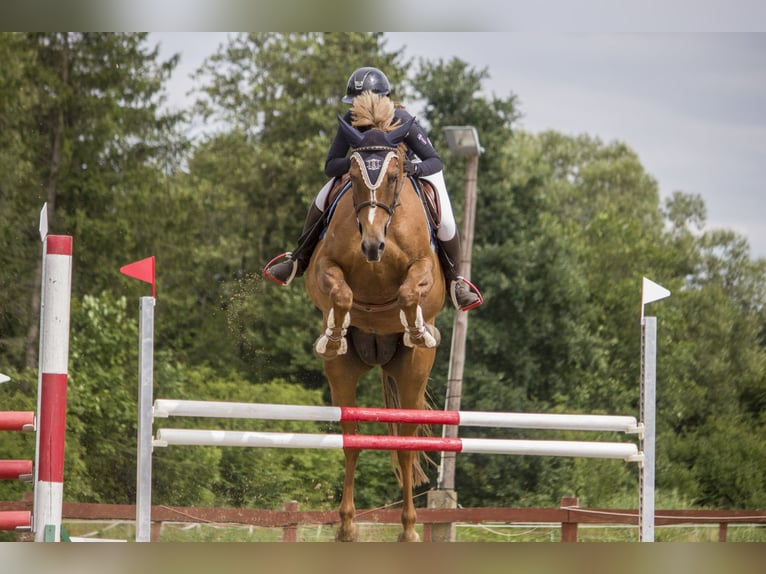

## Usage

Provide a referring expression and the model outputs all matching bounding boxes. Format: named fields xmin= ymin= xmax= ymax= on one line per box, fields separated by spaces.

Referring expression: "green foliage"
xmin=152 ymin=376 xmax=345 ymax=509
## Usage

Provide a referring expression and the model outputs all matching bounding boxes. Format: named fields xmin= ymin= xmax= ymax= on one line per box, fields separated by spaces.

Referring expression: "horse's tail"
xmin=381 ymin=373 xmax=434 ymax=486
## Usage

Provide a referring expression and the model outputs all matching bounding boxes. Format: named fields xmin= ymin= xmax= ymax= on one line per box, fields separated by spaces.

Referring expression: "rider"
xmin=263 ymin=66 xmax=482 ymax=311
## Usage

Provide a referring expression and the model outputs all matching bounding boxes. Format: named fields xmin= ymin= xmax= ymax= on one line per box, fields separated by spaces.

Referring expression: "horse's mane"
xmin=351 ymin=91 xmax=402 ymax=132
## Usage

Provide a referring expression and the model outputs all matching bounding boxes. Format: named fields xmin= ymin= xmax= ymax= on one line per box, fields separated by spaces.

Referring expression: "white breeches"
xmin=421 ymin=171 xmax=456 ymax=241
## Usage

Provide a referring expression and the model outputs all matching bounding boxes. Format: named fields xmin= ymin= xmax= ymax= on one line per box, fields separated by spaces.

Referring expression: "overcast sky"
xmin=152 ymin=32 xmax=766 ymax=260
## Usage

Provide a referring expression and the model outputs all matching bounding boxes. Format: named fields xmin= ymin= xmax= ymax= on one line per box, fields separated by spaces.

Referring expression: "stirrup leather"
xmin=263 ymin=252 xmax=298 ymax=286
xmin=449 ymin=276 xmax=483 ymax=311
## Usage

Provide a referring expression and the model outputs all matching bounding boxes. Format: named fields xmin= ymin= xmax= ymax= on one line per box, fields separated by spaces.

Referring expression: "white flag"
xmin=39 ymin=203 xmax=48 ymax=241
xmin=642 ymin=277 xmax=671 ymax=306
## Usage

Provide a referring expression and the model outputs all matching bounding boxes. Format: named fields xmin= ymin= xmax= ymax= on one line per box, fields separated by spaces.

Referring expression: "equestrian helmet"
xmin=342 ymin=67 xmax=391 ymax=103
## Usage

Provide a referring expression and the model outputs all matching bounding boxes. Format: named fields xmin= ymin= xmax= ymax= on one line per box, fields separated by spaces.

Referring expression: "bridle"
xmin=349 ymin=144 xmax=405 ymax=233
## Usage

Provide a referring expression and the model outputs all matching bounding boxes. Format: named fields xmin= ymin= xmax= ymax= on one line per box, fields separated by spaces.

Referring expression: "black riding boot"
xmin=263 ymin=205 xmax=325 ymax=285
xmin=438 ymin=235 xmax=483 ymax=311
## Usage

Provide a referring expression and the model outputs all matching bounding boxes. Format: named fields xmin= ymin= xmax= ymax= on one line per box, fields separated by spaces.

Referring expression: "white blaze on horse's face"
xmin=350 ymin=149 xmax=400 ymax=262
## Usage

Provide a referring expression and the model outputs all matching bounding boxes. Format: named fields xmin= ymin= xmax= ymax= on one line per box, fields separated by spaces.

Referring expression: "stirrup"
xmin=263 ymin=252 xmax=298 ymax=286
xmin=450 ymin=276 xmax=483 ymax=311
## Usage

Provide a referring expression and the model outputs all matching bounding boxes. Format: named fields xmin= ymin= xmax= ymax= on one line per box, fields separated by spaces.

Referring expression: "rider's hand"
xmin=403 ymin=159 xmax=420 ymax=177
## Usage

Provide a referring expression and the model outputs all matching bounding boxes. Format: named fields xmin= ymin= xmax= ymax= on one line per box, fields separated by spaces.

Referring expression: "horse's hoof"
xmin=397 ymin=530 xmax=420 ymax=542
xmin=335 ymin=524 xmax=358 ymax=542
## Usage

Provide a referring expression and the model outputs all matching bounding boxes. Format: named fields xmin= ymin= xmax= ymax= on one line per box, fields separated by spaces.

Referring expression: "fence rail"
xmin=2 ymin=498 xmax=764 ymax=542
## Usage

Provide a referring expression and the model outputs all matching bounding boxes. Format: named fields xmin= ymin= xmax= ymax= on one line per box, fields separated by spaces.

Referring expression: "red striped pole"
xmin=0 ymin=511 xmax=32 ymax=531
xmin=152 ymin=399 xmax=639 ymax=433
xmin=0 ymin=411 xmax=35 ymax=432
xmin=154 ymin=429 xmax=641 ymax=460
xmin=34 ymin=234 xmax=72 ymax=542
xmin=0 ymin=460 xmax=34 ymax=481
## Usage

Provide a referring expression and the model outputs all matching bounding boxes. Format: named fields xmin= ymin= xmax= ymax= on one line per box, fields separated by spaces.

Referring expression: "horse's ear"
xmin=386 ymin=116 xmax=415 ymax=147
xmin=337 ymin=114 xmax=364 ymax=148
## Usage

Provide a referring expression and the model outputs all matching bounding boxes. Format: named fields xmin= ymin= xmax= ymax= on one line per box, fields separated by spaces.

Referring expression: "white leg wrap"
xmin=400 ymin=306 xmax=437 ymax=348
xmin=316 ymin=308 xmax=349 ymax=355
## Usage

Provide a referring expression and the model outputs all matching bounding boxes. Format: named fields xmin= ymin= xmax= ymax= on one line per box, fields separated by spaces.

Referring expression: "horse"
xmin=304 ymin=93 xmax=445 ymax=542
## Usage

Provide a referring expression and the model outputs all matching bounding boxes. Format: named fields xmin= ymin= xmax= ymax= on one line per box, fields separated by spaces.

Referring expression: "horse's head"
xmin=338 ymin=114 xmax=414 ymax=262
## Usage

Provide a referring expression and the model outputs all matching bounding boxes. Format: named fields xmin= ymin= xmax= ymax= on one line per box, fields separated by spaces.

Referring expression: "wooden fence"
xmin=2 ymin=496 xmax=765 ymax=542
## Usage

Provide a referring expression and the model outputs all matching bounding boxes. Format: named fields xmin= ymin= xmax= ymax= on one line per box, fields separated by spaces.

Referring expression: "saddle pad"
xmin=416 ymin=178 xmax=441 ymax=230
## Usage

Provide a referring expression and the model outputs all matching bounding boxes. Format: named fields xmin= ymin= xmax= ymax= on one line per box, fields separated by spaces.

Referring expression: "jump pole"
xmin=0 ymin=410 xmax=34 ymax=531
xmin=153 ymin=400 xmax=640 ymax=433
xmin=0 ymin=460 xmax=34 ymax=481
xmin=0 ymin=411 xmax=35 ymax=431
xmin=33 ymin=204 xmax=73 ymax=542
xmin=153 ymin=429 xmax=640 ymax=461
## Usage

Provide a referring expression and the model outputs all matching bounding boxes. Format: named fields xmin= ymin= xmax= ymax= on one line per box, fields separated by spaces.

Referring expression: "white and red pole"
xmin=34 ymin=232 xmax=72 ymax=542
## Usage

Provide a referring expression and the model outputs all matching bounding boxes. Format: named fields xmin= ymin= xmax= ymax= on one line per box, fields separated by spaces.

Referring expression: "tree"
xmin=0 ymin=33 xmax=185 ymax=373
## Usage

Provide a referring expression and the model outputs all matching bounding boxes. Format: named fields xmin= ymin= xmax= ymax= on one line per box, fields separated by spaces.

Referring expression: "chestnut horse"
xmin=304 ymin=94 xmax=445 ymax=542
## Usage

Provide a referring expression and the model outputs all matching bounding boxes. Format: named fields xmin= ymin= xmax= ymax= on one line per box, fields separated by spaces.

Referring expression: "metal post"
xmin=431 ymin=150 xmax=479 ymax=542
xmin=439 ymin=153 xmax=479 ymax=491
xmin=640 ymin=316 xmax=657 ymax=542
xmin=136 ymin=296 xmax=155 ymax=542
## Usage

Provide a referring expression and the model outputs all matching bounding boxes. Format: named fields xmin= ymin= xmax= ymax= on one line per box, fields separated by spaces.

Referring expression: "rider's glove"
xmin=403 ymin=159 xmax=421 ymax=177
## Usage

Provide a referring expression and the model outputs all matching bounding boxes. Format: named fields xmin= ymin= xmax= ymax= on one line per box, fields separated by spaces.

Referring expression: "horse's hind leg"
xmin=385 ymin=348 xmax=436 ymax=542
xmin=324 ymin=349 xmax=370 ymax=542
xmin=396 ymin=440 xmax=420 ymax=542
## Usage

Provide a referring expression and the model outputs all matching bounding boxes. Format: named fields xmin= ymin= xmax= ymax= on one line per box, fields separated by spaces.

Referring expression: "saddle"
xmin=323 ymin=174 xmax=441 ymax=231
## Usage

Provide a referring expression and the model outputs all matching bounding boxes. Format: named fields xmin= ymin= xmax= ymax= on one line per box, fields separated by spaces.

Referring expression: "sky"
xmin=151 ymin=32 xmax=766 ymax=260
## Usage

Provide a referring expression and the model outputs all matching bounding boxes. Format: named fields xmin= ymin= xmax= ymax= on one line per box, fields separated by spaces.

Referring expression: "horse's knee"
xmin=397 ymin=289 xmax=420 ymax=309
xmin=330 ymin=285 xmax=353 ymax=309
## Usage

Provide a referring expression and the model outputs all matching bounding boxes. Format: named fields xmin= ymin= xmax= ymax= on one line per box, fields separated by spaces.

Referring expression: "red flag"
xmin=120 ymin=256 xmax=156 ymax=298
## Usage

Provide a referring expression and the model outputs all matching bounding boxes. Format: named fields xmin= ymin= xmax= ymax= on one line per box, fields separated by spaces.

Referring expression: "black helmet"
xmin=342 ymin=67 xmax=391 ymax=103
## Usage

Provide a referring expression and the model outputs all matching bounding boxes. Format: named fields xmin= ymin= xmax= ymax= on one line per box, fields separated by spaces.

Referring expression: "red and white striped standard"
xmin=153 ymin=399 xmax=640 ymax=434
xmin=34 ymin=235 xmax=72 ymax=542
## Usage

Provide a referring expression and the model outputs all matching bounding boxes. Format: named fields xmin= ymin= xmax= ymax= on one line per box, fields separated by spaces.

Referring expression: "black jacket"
xmin=324 ymin=107 xmax=443 ymax=178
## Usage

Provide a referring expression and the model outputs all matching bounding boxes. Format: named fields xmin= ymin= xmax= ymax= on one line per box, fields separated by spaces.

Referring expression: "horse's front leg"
xmin=314 ymin=265 xmax=353 ymax=359
xmin=398 ymin=259 xmax=439 ymax=349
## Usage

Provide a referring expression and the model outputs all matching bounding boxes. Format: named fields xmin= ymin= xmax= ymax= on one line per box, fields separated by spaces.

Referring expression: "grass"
xmin=55 ymin=520 xmax=766 ymax=543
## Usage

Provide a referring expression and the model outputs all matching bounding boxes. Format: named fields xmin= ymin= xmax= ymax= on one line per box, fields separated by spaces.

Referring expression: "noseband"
xmin=350 ymin=145 xmax=404 ymax=229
